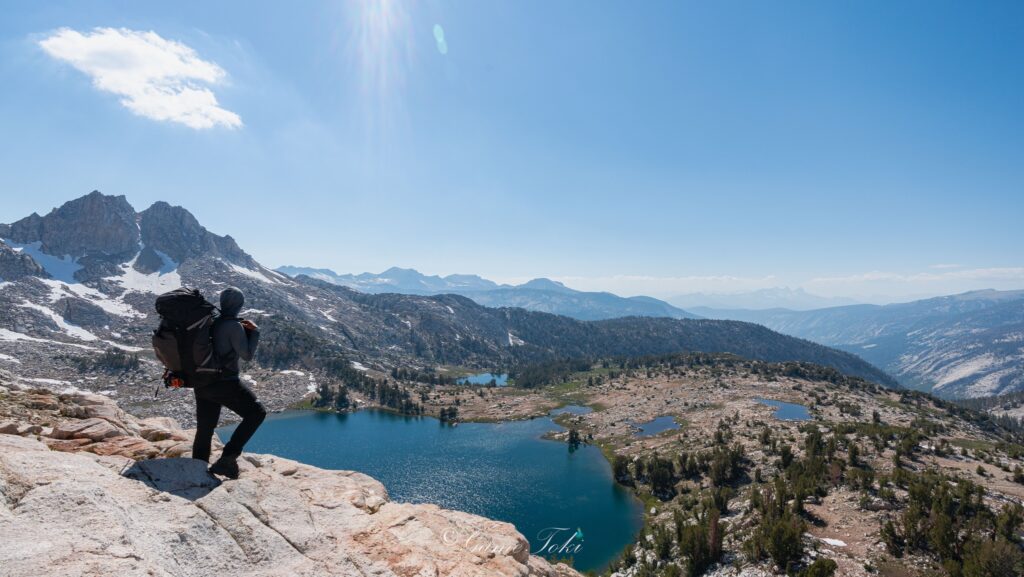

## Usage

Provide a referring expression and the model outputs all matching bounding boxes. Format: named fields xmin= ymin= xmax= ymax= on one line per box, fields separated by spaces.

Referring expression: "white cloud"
xmin=39 ymin=27 xmax=242 ymax=129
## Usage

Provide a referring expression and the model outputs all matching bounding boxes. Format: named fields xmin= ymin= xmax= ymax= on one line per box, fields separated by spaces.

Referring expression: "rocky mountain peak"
xmin=139 ymin=201 xmax=256 ymax=269
xmin=4 ymin=191 xmax=139 ymax=260
xmin=519 ymin=278 xmax=572 ymax=293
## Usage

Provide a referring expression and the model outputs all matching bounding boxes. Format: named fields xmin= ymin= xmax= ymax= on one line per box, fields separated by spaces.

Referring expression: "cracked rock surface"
xmin=0 ymin=372 xmax=579 ymax=577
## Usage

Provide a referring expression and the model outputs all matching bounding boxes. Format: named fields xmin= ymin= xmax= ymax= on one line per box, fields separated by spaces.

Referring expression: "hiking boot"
xmin=208 ymin=454 xmax=240 ymax=479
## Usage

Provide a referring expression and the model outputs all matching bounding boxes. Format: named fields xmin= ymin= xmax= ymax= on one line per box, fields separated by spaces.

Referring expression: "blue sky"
xmin=1 ymin=1 xmax=1022 ymax=302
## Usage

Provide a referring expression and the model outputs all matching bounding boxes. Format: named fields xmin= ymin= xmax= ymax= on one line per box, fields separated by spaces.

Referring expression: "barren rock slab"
xmin=0 ymin=374 xmax=579 ymax=577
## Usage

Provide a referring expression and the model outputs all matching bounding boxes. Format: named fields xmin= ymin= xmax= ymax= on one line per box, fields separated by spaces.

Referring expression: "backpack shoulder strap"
xmin=208 ymin=314 xmax=232 ymax=369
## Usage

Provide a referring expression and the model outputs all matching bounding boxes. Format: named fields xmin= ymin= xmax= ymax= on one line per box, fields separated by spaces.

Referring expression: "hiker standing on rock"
xmin=153 ymin=285 xmax=268 ymax=479
xmin=191 ymin=287 xmax=267 ymax=479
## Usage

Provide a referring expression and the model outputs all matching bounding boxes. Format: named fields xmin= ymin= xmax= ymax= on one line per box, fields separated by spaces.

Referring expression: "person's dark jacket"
xmin=213 ymin=287 xmax=260 ymax=377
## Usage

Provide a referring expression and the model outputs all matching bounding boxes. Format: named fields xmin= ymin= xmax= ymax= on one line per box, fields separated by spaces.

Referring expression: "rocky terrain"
xmin=697 ymin=290 xmax=1024 ymax=398
xmin=433 ymin=355 xmax=1024 ymax=576
xmin=1 ymin=191 xmax=893 ymax=425
xmin=0 ymin=369 xmax=579 ymax=577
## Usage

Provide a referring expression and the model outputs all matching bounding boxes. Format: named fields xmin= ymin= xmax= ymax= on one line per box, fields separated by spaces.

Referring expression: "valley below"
xmin=409 ymin=354 xmax=1024 ymax=576
xmin=2 ymin=193 xmax=1023 ymax=577
xmin=4 ymin=350 xmax=1023 ymax=577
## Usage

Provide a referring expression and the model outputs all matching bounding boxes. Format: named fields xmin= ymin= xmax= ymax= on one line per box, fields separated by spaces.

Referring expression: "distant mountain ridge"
xmin=276 ymin=266 xmax=701 ymax=321
xmin=276 ymin=266 xmax=502 ymax=294
xmin=0 ymin=192 xmax=896 ymax=418
xmin=695 ymin=289 xmax=1024 ymax=398
xmin=672 ymin=287 xmax=859 ymax=311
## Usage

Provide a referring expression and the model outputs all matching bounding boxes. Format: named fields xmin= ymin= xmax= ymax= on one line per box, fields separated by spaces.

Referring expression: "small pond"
xmin=632 ymin=415 xmax=680 ymax=437
xmin=550 ymin=404 xmax=594 ymax=416
xmin=457 ymin=372 xmax=508 ymax=386
xmin=756 ymin=398 xmax=812 ymax=421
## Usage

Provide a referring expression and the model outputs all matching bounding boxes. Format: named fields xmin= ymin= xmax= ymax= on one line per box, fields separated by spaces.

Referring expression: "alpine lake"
xmin=755 ymin=397 xmax=812 ymax=421
xmin=219 ymin=405 xmax=644 ymax=572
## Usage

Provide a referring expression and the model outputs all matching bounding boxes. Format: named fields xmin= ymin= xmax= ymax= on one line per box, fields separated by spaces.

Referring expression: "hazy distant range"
xmin=276 ymin=266 xmax=700 ymax=321
xmin=278 ymin=266 xmax=1024 ymax=398
xmin=276 ymin=266 xmax=859 ymax=317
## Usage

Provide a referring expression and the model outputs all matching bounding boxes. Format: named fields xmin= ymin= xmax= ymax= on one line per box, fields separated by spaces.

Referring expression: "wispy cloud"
xmin=929 ymin=263 xmax=962 ymax=269
xmin=39 ymin=27 xmax=242 ymax=129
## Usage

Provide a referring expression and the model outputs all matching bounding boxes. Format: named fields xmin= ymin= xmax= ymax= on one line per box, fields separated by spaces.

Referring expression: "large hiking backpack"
xmin=152 ymin=288 xmax=222 ymax=388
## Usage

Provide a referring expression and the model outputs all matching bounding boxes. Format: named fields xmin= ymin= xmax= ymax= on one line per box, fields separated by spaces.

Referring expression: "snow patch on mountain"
xmin=103 ymin=341 xmax=145 ymax=352
xmin=0 ymin=353 xmax=20 ymax=363
xmin=0 ymin=328 xmax=96 ymax=350
xmin=38 ymin=278 xmax=142 ymax=319
xmin=508 ymin=332 xmax=525 ymax=346
xmin=24 ymin=377 xmax=73 ymax=386
xmin=151 ymin=247 xmax=178 ymax=274
xmin=0 ymin=239 xmax=82 ymax=282
xmin=110 ymin=252 xmax=182 ymax=295
xmin=17 ymin=300 xmax=98 ymax=341
xmin=227 ymin=262 xmax=285 ymax=285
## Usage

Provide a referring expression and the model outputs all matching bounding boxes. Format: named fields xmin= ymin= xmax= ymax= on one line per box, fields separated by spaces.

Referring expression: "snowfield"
xmin=109 ymin=251 xmax=182 ymax=295
xmin=17 ymin=301 xmax=99 ymax=341
xmin=227 ymin=262 xmax=286 ymax=285
xmin=0 ymin=328 xmax=97 ymax=350
xmin=25 ymin=377 xmax=73 ymax=386
xmin=39 ymin=278 xmax=142 ymax=319
xmin=1 ymin=240 xmax=82 ymax=282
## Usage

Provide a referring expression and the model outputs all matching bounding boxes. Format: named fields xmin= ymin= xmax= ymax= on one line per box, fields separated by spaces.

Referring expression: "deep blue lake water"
xmin=632 ymin=415 xmax=680 ymax=437
xmin=756 ymin=398 xmax=812 ymax=421
xmin=219 ymin=409 xmax=642 ymax=572
xmin=457 ymin=372 xmax=509 ymax=386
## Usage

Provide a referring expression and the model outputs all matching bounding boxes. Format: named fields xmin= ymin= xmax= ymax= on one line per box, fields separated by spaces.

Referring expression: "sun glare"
xmin=351 ymin=0 xmax=414 ymax=103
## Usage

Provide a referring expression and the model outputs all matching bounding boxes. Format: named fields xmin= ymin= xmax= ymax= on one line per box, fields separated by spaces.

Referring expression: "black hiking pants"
xmin=192 ymin=377 xmax=267 ymax=463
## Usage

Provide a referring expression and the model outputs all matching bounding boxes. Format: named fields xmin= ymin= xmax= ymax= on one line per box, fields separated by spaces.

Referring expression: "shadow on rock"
xmin=123 ymin=457 xmax=221 ymax=500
